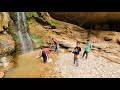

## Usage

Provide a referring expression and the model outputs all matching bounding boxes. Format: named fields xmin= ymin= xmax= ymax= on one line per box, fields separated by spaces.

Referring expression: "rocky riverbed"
xmin=3 ymin=48 xmax=120 ymax=78
xmin=55 ymin=49 xmax=120 ymax=78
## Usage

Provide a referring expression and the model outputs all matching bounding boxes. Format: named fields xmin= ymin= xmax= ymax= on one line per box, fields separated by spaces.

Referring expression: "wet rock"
xmin=0 ymin=56 xmax=13 ymax=71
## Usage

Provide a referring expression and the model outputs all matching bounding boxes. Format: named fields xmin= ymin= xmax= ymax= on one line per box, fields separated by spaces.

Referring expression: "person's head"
xmin=76 ymin=41 xmax=80 ymax=46
xmin=86 ymin=39 xmax=90 ymax=44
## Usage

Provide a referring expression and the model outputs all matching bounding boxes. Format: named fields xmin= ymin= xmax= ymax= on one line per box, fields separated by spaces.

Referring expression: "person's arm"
xmin=90 ymin=44 xmax=92 ymax=48
xmin=72 ymin=47 xmax=76 ymax=53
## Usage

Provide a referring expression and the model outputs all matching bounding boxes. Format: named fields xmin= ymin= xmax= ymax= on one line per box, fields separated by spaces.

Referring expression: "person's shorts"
xmin=74 ymin=58 xmax=79 ymax=63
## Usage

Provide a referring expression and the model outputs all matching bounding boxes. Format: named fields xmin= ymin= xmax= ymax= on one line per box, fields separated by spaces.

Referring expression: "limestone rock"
xmin=0 ymin=32 xmax=15 ymax=57
xmin=0 ymin=12 xmax=10 ymax=32
xmin=0 ymin=56 xmax=14 ymax=71
xmin=59 ymin=39 xmax=76 ymax=49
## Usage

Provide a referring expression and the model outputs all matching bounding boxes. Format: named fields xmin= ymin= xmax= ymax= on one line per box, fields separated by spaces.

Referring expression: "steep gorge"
xmin=0 ymin=12 xmax=120 ymax=78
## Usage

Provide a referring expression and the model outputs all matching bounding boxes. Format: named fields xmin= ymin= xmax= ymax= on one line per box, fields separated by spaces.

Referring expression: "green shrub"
xmin=48 ymin=21 xmax=57 ymax=29
xmin=26 ymin=12 xmax=39 ymax=20
xmin=26 ymin=12 xmax=57 ymax=29
xmin=31 ymin=34 xmax=43 ymax=47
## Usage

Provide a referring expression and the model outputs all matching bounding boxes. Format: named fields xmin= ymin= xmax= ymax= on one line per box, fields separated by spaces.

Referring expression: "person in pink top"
xmin=42 ymin=48 xmax=51 ymax=63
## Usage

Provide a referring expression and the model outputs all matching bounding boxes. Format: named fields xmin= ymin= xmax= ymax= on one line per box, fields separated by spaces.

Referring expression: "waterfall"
xmin=16 ymin=12 xmax=33 ymax=53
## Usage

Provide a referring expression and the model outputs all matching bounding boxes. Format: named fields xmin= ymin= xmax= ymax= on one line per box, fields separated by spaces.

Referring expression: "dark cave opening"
xmin=81 ymin=21 xmax=120 ymax=32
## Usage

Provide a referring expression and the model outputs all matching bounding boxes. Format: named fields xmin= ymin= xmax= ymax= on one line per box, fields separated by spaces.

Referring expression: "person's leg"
xmin=76 ymin=58 xmax=79 ymax=67
xmin=82 ymin=51 xmax=86 ymax=58
xmin=54 ymin=45 xmax=57 ymax=53
xmin=86 ymin=52 xmax=88 ymax=59
xmin=42 ymin=51 xmax=47 ymax=63
xmin=42 ymin=54 xmax=46 ymax=62
xmin=74 ymin=55 xmax=76 ymax=64
xmin=57 ymin=45 xmax=60 ymax=54
xmin=44 ymin=56 xmax=47 ymax=62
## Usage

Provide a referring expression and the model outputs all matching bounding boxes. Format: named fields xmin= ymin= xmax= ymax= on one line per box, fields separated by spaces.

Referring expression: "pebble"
xmin=55 ymin=52 xmax=120 ymax=78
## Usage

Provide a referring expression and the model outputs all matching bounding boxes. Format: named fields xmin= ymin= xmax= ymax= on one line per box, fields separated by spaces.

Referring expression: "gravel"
xmin=55 ymin=50 xmax=120 ymax=78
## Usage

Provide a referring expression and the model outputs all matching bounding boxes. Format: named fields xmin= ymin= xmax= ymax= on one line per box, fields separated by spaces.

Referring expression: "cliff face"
xmin=49 ymin=12 xmax=120 ymax=24
xmin=49 ymin=12 xmax=120 ymax=31
xmin=0 ymin=12 xmax=15 ymax=58
xmin=0 ymin=12 xmax=10 ymax=32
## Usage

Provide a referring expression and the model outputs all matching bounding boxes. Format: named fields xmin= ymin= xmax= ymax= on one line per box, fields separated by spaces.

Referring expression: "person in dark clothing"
xmin=42 ymin=48 xmax=51 ymax=63
xmin=72 ymin=41 xmax=81 ymax=67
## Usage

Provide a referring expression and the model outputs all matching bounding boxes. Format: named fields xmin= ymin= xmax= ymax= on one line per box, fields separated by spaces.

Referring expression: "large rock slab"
xmin=0 ymin=32 xmax=15 ymax=57
xmin=57 ymin=38 xmax=76 ymax=49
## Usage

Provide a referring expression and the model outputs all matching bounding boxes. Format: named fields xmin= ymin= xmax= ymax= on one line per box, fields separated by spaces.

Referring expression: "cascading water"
xmin=16 ymin=12 xmax=33 ymax=53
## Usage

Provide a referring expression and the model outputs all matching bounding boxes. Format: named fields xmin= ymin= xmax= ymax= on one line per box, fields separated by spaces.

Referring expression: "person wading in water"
xmin=42 ymin=48 xmax=51 ymax=63
xmin=51 ymin=38 xmax=60 ymax=54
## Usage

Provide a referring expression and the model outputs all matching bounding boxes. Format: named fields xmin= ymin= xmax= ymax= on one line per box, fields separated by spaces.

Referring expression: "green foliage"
xmin=26 ymin=12 xmax=39 ymax=20
xmin=31 ymin=34 xmax=43 ymax=47
xmin=26 ymin=12 xmax=57 ymax=29
xmin=9 ymin=28 xmax=19 ymax=43
xmin=47 ymin=21 xmax=57 ymax=29
xmin=35 ymin=16 xmax=47 ymax=23
xmin=9 ymin=12 xmax=17 ymax=22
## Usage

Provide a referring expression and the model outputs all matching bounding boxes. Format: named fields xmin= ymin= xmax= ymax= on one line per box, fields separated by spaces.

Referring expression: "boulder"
xmin=0 ymin=56 xmax=14 ymax=71
xmin=0 ymin=32 xmax=15 ymax=57
xmin=0 ymin=56 xmax=13 ymax=68
xmin=58 ymin=39 xmax=76 ymax=49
